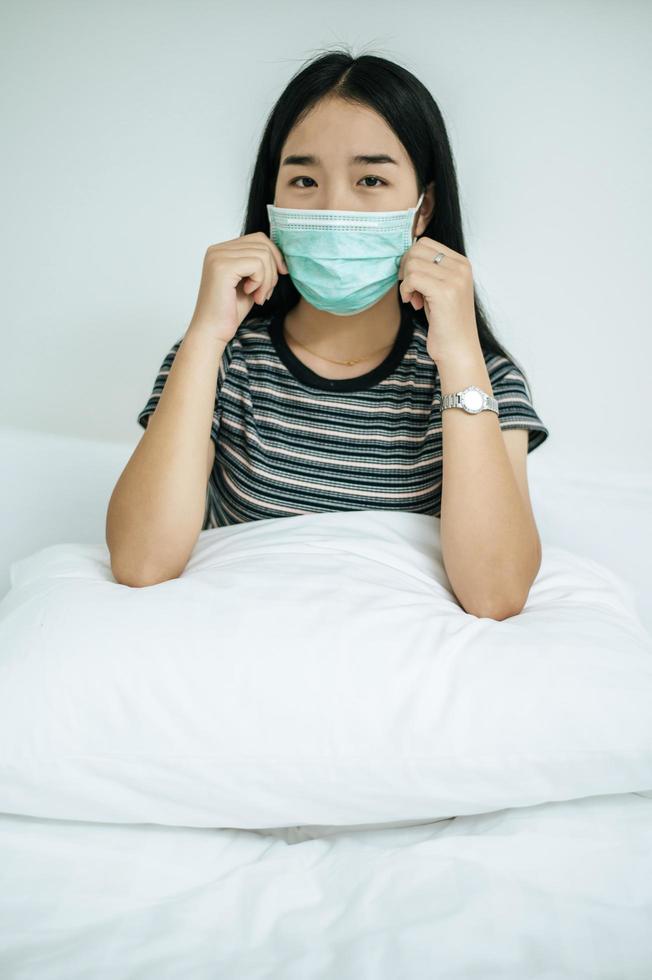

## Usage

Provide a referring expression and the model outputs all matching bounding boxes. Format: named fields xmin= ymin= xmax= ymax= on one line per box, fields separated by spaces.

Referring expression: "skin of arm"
xmin=397 ymin=224 xmax=542 ymax=621
xmin=436 ymin=344 xmax=541 ymax=619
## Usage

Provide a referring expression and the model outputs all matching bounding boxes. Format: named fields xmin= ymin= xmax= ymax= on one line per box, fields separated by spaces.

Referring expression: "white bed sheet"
xmin=1 ymin=791 xmax=651 ymax=978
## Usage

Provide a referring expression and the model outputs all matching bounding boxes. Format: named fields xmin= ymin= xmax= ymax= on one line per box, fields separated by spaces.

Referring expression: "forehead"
xmin=281 ymin=98 xmax=408 ymax=163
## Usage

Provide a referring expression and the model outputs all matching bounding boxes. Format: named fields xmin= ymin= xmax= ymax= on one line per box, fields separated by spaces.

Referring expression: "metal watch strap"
xmin=441 ymin=388 xmax=499 ymax=414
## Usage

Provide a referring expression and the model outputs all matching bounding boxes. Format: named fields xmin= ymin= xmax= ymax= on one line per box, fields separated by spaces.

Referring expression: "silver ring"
xmin=433 ymin=252 xmax=445 ymax=264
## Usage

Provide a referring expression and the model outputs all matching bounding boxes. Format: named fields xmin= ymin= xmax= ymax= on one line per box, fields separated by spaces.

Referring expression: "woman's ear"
xmin=417 ymin=182 xmax=435 ymax=235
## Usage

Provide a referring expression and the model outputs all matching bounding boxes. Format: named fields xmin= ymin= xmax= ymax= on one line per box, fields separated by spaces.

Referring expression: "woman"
xmin=108 ymin=48 xmax=549 ymax=618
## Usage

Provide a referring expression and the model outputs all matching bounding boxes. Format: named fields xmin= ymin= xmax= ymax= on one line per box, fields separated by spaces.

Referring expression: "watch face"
xmin=461 ymin=387 xmax=484 ymax=413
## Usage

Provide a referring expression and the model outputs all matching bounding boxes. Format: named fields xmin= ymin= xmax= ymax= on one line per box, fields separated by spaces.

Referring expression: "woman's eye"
xmin=289 ymin=176 xmax=387 ymax=188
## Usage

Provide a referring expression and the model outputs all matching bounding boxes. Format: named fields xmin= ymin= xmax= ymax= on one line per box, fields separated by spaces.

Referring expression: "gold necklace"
xmin=283 ymin=327 xmax=396 ymax=367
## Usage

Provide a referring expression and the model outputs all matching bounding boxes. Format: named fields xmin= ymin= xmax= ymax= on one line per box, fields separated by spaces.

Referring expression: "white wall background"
xmin=2 ymin=0 xmax=651 ymax=477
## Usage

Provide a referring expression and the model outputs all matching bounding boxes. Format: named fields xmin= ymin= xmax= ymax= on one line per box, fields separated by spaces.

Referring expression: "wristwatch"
xmin=440 ymin=385 xmax=499 ymax=415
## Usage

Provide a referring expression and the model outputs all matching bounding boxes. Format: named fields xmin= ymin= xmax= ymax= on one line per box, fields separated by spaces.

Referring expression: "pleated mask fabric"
xmin=266 ymin=190 xmax=425 ymax=316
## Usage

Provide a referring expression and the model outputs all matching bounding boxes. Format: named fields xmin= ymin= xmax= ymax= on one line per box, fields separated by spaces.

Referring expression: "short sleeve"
xmin=486 ymin=353 xmax=549 ymax=453
xmin=136 ymin=334 xmax=233 ymax=447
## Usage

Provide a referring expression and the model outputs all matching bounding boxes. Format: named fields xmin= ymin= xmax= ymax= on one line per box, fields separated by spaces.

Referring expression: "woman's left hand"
xmin=397 ymin=237 xmax=480 ymax=364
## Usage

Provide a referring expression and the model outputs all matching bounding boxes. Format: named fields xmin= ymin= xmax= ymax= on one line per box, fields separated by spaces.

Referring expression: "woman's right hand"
xmin=188 ymin=232 xmax=289 ymax=343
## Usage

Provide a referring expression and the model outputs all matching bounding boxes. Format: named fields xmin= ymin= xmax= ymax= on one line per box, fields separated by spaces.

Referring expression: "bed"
xmin=1 ymin=423 xmax=651 ymax=978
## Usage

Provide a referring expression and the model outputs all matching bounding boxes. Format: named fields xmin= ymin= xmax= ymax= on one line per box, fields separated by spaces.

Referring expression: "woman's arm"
xmin=106 ymin=322 xmax=227 ymax=587
xmin=437 ymin=343 xmax=542 ymax=620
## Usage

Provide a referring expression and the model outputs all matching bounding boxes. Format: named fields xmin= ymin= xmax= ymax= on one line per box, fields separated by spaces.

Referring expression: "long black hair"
xmin=240 ymin=45 xmax=526 ymax=376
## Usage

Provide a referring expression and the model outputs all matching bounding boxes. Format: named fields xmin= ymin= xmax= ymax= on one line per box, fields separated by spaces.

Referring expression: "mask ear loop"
xmin=412 ymin=189 xmax=426 ymax=244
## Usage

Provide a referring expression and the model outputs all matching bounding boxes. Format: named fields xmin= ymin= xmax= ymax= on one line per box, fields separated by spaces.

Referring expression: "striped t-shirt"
xmin=137 ymin=304 xmax=549 ymax=530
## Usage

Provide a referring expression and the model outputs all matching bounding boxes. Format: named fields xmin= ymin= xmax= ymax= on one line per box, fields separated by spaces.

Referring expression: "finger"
xmin=229 ymin=247 xmax=276 ymax=303
xmin=406 ymin=291 xmax=425 ymax=311
xmin=415 ymin=238 xmax=464 ymax=265
xmin=265 ymin=237 xmax=289 ymax=275
xmin=399 ymin=268 xmax=445 ymax=305
xmin=257 ymin=246 xmax=276 ymax=303
xmin=399 ymin=254 xmax=448 ymax=283
xmin=249 ymin=244 xmax=280 ymax=302
xmin=240 ymin=246 xmax=274 ymax=302
xmin=398 ymin=249 xmax=450 ymax=281
xmin=246 ymin=232 xmax=289 ymax=276
xmin=239 ymin=254 xmax=268 ymax=301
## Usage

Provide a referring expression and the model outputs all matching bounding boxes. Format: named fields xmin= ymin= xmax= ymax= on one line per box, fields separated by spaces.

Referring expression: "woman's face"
xmin=273 ymin=95 xmax=433 ymax=235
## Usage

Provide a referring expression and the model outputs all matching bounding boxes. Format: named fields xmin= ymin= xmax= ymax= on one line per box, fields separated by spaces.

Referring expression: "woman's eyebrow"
xmin=281 ymin=153 xmax=399 ymax=167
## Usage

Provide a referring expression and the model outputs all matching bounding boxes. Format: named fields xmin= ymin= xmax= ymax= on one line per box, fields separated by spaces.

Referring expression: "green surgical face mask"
xmin=266 ymin=190 xmax=425 ymax=316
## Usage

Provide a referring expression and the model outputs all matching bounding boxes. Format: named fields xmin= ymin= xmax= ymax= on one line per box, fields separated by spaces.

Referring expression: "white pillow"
xmin=0 ymin=509 xmax=651 ymax=829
